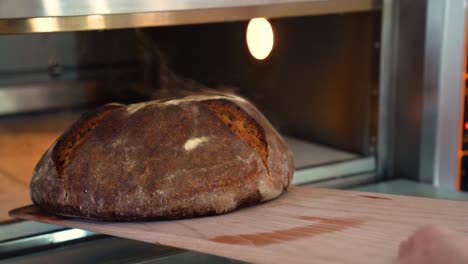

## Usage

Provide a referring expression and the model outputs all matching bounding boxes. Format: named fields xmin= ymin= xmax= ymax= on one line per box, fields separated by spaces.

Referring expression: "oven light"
xmin=246 ymin=18 xmax=274 ymax=60
xmin=464 ymin=122 xmax=468 ymax=130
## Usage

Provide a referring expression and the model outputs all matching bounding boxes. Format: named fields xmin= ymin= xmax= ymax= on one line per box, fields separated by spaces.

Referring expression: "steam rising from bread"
xmin=133 ymin=29 xmax=238 ymax=101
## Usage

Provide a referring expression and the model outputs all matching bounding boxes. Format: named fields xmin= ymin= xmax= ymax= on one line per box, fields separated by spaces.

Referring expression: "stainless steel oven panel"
xmin=380 ymin=0 xmax=467 ymax=190
xmin=0 ymin=0 xmax=379 ymax=33
xmin=419 ymin=0 xmax=466 ymax=189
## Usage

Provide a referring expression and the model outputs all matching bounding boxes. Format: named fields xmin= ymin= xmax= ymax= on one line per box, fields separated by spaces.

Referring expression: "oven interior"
xmin=0 ymin=11 xmax=380 ymax=219
xmin=1 ymin=6 xmax=467 ymax=263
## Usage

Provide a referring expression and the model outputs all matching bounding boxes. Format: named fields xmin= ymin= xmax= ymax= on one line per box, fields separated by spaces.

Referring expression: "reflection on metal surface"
xmin=312 ymin=173 xmax=375 ymax=189
xmin=51 ymin=229 xmax=89 ymax=243
xmin=29 ymin=17 xmax=60 ymax=32
xmin=246 ymin=18 xmax=274 ymax=60
xmin=1 ymin=235 xmax=230 ymax=264
xmin=352 ymin=179 xmax=468 ymax=200
xmin=384 ymin=1 xmax=427 ymax=181
xmin=0 ymin=228 xmax=98 ymax=258
xmin=86 ymin=15 xmax=107 ymax=30
xmin=377 ymin=0 xmax=397 ymax=178
xmin=0 ymin=0 xmax=380 ymax=33
xmin=0 ymin=0 xmax=380 ymax=19
xmin=0 ymin=81 xmax=97 ymax=115
xmin=43 ymin=0 xmax=61 ymax=16
xmin=90 ymin=0 xmax=110 ymax=14
xmin=420 ymin=0 xmax=466 ymax=189
xmin=0 ymin=221 xmax=64 ymax=243
xmin=292 ymin=156 xmax=376 ymax=185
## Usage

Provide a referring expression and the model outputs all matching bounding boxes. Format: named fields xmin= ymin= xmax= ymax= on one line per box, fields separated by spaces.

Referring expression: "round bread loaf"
xmin=30 ymin=93 xmax=294 ymax=221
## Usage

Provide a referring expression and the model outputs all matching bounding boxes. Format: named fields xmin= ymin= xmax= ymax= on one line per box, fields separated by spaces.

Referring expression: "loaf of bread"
xmin=30 ymin=93 xmax=294 ymax=221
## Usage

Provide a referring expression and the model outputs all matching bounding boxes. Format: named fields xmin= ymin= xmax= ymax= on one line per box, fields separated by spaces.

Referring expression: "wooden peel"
xmin=10 ymin=187 xmax=468 ymax=264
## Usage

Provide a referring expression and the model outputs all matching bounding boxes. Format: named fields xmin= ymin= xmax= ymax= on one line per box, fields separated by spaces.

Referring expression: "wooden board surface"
xmin=10 ymin=187 xmax=468 ymax=264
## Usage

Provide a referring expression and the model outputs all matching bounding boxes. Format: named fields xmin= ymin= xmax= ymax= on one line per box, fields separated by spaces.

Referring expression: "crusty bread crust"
xmin=202 ymin=99 xmax=269 ymax=168
xmin=30 ymin=93 xmax=294 ymax=221
xmin=52 ymin=103 xmax=124 ymax=178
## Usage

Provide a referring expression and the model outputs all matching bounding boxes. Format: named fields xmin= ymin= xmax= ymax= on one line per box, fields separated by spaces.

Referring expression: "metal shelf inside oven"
xmin=351 ymin=179 xmax=468 ymax=201
xmin=1 ymin=235 xmax=238 ymax=264
xmin=0 ymin=0 xmax=380 ymax=33
xmin=285 ymin=136 xmax=358 ymax=168
xmin=285 ymin=136 xmax=376 ymax=185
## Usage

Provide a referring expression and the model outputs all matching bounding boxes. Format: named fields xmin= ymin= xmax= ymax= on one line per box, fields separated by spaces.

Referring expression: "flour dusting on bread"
xmin=184 ymin=136 xmax=210 ymax=151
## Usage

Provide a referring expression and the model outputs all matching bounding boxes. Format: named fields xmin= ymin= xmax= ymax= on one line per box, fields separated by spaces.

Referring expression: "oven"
xmin=1 ymin=1 xmax=468 ymax=263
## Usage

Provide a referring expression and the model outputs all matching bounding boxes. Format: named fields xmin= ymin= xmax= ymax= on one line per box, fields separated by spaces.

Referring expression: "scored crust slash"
xmin=30 ymin=92 xmax=294 ymax=221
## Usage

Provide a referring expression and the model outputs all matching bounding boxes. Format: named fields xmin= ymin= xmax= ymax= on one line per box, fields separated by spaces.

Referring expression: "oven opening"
xmin=0 ymin=10 xmax=380 ymax=262
xmin=3 ymin=1 xmax=468 ymax=263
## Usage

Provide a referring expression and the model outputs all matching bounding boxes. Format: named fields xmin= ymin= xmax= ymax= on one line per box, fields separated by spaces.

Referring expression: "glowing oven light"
xmin=246 ymin=18 xmax=274 ymax=60
xmin=464 ymin=122 xmax=468 ymax=130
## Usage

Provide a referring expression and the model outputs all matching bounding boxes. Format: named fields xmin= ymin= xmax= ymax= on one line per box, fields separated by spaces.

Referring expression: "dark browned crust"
xmin=30 ymin=94 xmax=294 ymax=221
xmin=202 ymin=99 xmax=268 ymax=169
xmin=52 ymin=104 xmax=124 ymax=178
